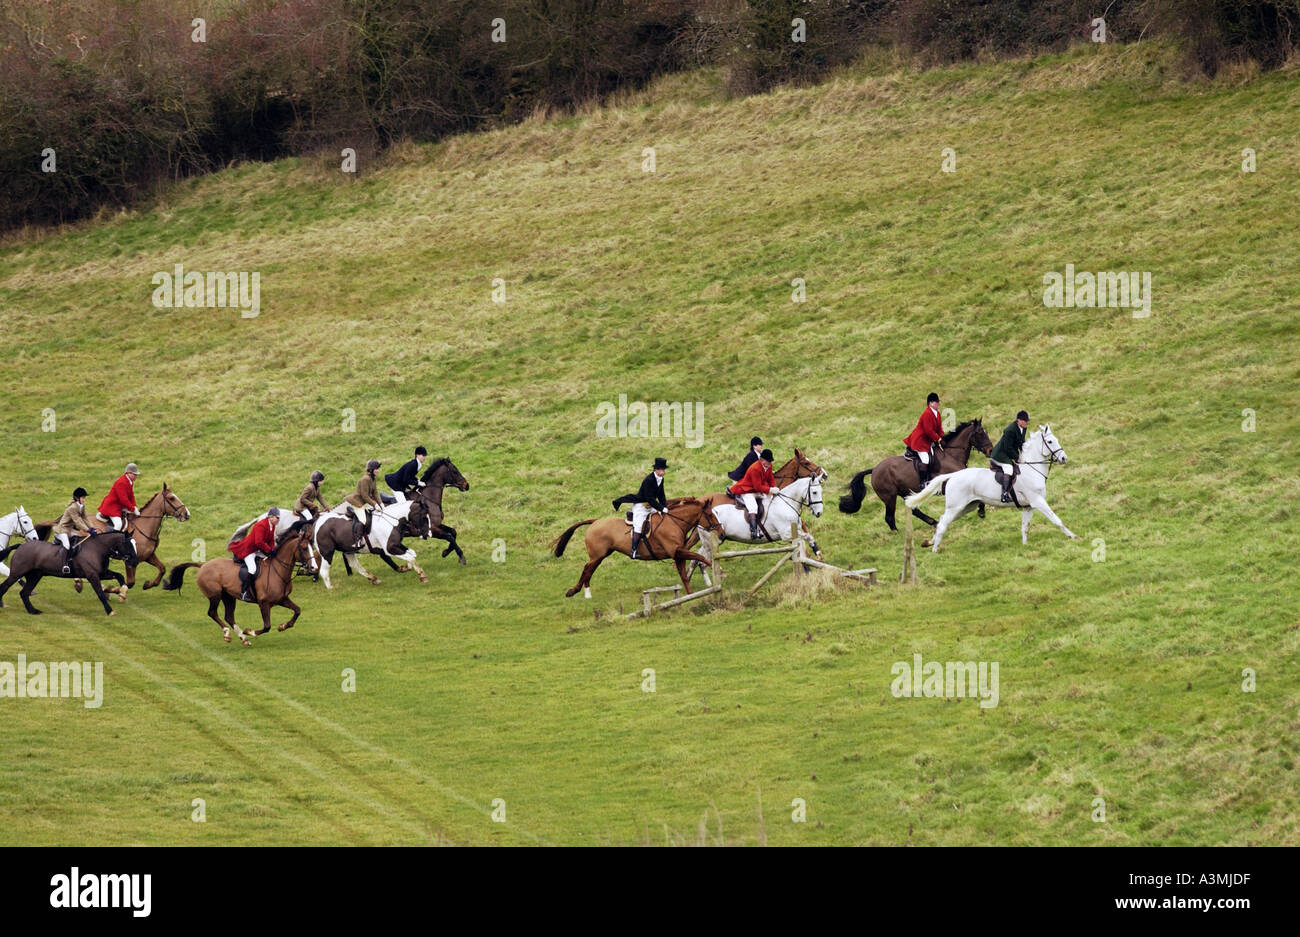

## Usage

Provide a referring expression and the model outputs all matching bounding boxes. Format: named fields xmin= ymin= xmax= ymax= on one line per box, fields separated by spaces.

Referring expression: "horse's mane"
xmin=940 ymin=420 xmax=976 ymax=447
xmin=420 ymin=457 xmax=450 ymax=481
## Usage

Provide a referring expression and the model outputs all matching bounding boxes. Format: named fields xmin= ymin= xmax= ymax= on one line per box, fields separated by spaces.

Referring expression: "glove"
xmin=770 ymin=487 xmax=781 ymax=495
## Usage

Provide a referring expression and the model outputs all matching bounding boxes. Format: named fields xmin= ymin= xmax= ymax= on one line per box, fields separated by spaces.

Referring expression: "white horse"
xmin=905 ymin=424 xmax=1077 ymax=552
xmin=0 ymin=507 xmax=38 ymax=579
xmin=314 ymin=501 xmax=428 ymax=589
xmin=691 ymin=472 xmax=826 ymax=582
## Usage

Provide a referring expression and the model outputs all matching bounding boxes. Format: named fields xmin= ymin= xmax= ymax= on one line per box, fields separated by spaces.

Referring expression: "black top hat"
xmin=1016 ymin=410 xmax=1029 ymax=422
xmin=750 ymin=436 xmax=763 ymax=447
xmin=760 ymin=449 xmax=775 ymax=462
xmin=73 ymin=487 xmax=88 ymax=500
xmin=652 ymin=457 xmax=668 ymax=470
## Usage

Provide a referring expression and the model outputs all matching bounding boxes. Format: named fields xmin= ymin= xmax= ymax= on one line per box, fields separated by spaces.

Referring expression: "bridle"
xmin=266 ymin=532 xmax=313 ymax=590
xmin=1020 ymin=429 xmax=1065 ymax=481
xmin=121 ymin=491 xmax=187 ymax=548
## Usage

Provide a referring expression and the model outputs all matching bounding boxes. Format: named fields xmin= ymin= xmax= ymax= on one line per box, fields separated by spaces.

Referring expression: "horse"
xmin=62 ymin=484 xmax=190 ymax=589
xmin=311 ymin=498 xmax=432 ymax=588
xmin=411 ymin=457 xmax=470 ymax=565
xmin=228 ymin=511 xmax=326 ymax=579
xmin=553 ymin=497 xmax=717 ymax=599
xmin=0 ymin=531 xmax=138 ymax=616
xmin=163 ymin=521 xmax=317 ymax=645
xmin=0 ymin=507 xmax=39 ymax=579
xmin=839 ymin=419 xmax=994 ymax=530
xmin=904 ymin=424 xmax=1077 ymax=551
xmin=695 ymin=448 xmax=828 ymax=552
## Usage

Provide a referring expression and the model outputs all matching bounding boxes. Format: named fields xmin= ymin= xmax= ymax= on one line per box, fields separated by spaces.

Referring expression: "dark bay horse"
xmin=839 ymin=419 xmax=993 ymax=530
xmin=163 ymin=522 xmax=316 ymax=645
xmin=0 ymin=531 xmax=138 ymax=616
xmin=413 ymin=457 xmax=469 ymax=565
xmin=553 ymin=497 xmax=717 ymax=599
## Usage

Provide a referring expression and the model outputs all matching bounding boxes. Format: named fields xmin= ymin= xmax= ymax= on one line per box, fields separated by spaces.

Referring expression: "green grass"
xmin=0 ymin=41 xmax=1297 ymax=845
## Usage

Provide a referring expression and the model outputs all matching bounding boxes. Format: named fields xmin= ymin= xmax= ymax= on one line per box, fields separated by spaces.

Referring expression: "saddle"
xmin=727 ymin=490 xmax=769 ymax=531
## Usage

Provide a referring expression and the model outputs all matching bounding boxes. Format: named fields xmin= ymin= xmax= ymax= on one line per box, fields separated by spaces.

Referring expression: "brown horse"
xmin=412 ymin=457 xmax=470 ymax=565
xmin=553 ymin=497 xmax=718 ymax=599
xmin=838 ymin=419 xmax=993 ymax=530
xmin=55 ymin=484 xmax=190 ymax=589
xmin=163 ymin=522 xmax=316 ymax=645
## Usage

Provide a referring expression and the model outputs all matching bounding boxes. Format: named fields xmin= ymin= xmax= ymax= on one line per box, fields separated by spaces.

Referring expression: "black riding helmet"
xmin=760 ymin=449 xmax=775 ymax=462
xmin=73 ymin=487 xmax=88 ymax=500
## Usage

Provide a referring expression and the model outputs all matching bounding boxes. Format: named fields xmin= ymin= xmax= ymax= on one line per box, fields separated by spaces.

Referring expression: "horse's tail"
xmin=162 ymin=562 xmax=201 ymax=591
xmin=904 ymin=473 xmax=954 ymax=510
xmin=0 ymin=541 xmax=21 ymax=562
xmin=35 ymin=522 xmax=53 ymax=541
xmin=838 ymin=469 xmax=871 ymax=514
xmin=552 ymin=519 xmax=595 ymax=557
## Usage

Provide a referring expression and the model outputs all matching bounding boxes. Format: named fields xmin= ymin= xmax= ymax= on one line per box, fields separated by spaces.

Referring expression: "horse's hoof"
xmin=418 ymin=575 xmax=428 ymax=583
xmin=564 ymin=587 xmax=578 ymax=598
xmin=142 ymin=582 xmax=153 ymax=590
xmin=921 ymin=539 xmax=933 ymax=548
xmin=74 ymin=580 xmax=83 ymax=593
xmin=107 ymin=610 xmax=115 ymax=617
xmin=458 ymin=557 xmax=466 ymax=566
xmin=223 ymin=629 xmax=232 ymax=643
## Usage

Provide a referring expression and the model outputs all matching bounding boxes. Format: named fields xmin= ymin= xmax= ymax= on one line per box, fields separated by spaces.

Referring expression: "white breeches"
xmin=299 ymin=508 xmax=314 ymax=521
xmin=244 ymin=555 xmax=258 ymax=574
xmin=992 ymin=460 xmax=1014 ymax=474
xmin=631 ymin=503 xmax=652 ymax=529
xmin=738 ymin=493 xmax=758 ymax=513
xmin=56 ymin=533 xmax=71 ymax=550
xmin=392 ymin=492 xmax=407 ymax=503
xmin=917 ymin=451 xmax=930 ymax=465
xmin=98 ymin=513 xmax=125 ymax=530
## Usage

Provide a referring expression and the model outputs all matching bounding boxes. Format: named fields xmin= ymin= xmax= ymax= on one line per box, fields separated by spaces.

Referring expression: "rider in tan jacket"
xmin=344 ymin=460 xmax=383 ymax=538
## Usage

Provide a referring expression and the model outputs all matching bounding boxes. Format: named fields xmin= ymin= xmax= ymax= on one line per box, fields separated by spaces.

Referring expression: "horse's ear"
xmin=794 ymin=447 xmax=803 ymax=458
xmin=163 ymin=482 xmax=169 ymax=491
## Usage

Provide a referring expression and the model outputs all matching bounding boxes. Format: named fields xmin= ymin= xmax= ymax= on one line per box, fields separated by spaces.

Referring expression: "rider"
xmin=630 ymin=457 xmax=668 ymax=560
xmin=728 ymin=448 xmax=780 ymax=540
xmin=726 ymin=436 xmax=765 ymax=482
xmin=52 ymin=487 xmax=93 ymax=575
xmin=383 ymin=446 xmax=427 ymax=503
xmin=231 ymin=507 xmax=279 ymax=601
xmin=97 ymin=462 xmax=139 ymax=530
xmin=293 ymin=470 xmax=331 ymax=521
xmin=990 ymin=410 xmax=1030 ymax=503
xmin=903 ymin=393 xmax=944 ymax=488
xmin=345 ymin=460 xmax=384 ymax=545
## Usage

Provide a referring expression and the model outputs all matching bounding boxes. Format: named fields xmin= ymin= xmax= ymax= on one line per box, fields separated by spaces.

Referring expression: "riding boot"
xmin=630 ymin=532 xmax=642 ymax=560
xmin=59 ymin=546 xmax=72 ymax=576
xmin=1000 ymin=474 xmax=1014 ymax=504
xmin=745 ymin=512 xmax=759 ymax=540
xmin=239 ymin=566 xmax=254 ymax=602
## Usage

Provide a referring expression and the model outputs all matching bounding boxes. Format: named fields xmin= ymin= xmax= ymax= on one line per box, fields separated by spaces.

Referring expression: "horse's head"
xmin=160 ymin=483 xmax=190 ymax=521
xmin=16 ymin=506 xmax=37 ymax=541
xmin=110 ymin=532 xmax=139 ymax=567
xmin=970 ymin=419 xmax=994 ymax=457
xmin=777 ymin=448 xmax=828 ymax=486
xmin=1039 ymin=424 xmax=1067 ymax=464
xmin=807 ymin=475 xmax=824 ymax=517
xmin=294 ymin=529 xmax=319 ymax=573
xmin=421 ymin=457 xmax=469 ymax=492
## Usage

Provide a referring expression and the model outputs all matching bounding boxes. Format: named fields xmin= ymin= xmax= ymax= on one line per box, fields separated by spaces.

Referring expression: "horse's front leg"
xmin=86 ymin=576 xmax=116 ymax=616
xmin=1028 ymin=497 xmax=1076 ymax=540
xmin=141 ymin=554 xmax=166 ymax=589
xmin=1021 ymin=507 xmax=1033 ymax=543
xmin=277 ymin=597 xmax=302 ymax=631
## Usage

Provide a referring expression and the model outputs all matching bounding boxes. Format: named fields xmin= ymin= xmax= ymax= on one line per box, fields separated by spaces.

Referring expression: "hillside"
xmin=1 ymin=42 xmax=1297 ymax=845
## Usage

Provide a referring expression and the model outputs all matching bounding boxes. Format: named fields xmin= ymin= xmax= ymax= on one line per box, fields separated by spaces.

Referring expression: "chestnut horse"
xmin=838 ymin=419 xmax=992 ymax=530
xmin=49 ymin=484 xmax=190 ymax=589
xmin=163 ymin=522 xmax=316 ymax=645
xmin=553 ymin=497 xmax=717 ymax=599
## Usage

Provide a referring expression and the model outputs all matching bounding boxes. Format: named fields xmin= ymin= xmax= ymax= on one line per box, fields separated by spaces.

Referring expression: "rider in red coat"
xmin=97 ymin=462 xmax=140 ymax=529
xmin=728 ymin=449 xmax=780 ymax=540
xmin=903 ymin=393 xmax=944 ymax=486
xmin=230 ymin=508 xmax=280 ymax=601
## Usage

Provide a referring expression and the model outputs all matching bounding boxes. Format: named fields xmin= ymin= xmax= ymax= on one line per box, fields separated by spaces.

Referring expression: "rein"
xmin=1018 ymin=430 xmax=1063 ymax=481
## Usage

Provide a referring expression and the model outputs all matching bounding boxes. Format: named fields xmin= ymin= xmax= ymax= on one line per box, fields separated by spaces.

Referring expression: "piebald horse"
xmin=553 ymin=497 xmax=718 ymax=599
xmin=164 ymin=522 xmax=317 ymax=644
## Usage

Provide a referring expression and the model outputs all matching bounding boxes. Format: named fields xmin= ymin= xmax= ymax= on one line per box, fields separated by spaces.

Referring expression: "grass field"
xmin=1 ymin=41 xmax=1297 ymax=845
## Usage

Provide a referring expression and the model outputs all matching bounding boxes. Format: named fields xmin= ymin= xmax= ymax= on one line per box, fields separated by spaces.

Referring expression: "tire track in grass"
xmin=32 ymin=599 xmax=442 ymax=843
